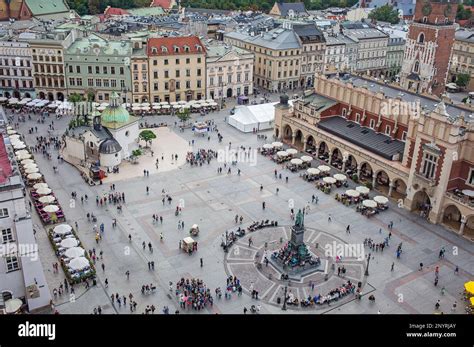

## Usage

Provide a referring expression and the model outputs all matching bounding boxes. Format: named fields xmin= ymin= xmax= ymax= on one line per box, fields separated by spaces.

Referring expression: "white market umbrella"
xmin=53 ymin=224 xmax=72 ymax=235
xmin=362 ymin=199 xmax=377 ymax=208
xmin=100 ymin=103 xmax=109 ymax=107
xmin=141 ymin=106 xmax=150 ymax=111
xmin=43 ymin=205 xmax=59 ymax=213
xmin=7 ymin=129 xmax=17 ymax=135
xmin=323 ymin=177 xmax=337 ymax=184
xmin=132 ymin=103 xmax=141 ymax=107
xmin=13 ymin=143 xmax=26 ymax=150
xmin=170 ymin=102 xmax=179 ymax=106
xmin=33 ymin=182 xmax=48 ymax=190
xmin=15 ymin=150 xmax=29 ymax=156
xmin=192 ymin=104 xmax=201 ymax=108
xmin=24 ymin=167 xmax=39 ymax=174
xmin=178 ymin=100 xmax=188 ymax=105
xmin=132 ymin=106 xmax=141 ymax=111
xmin=373 ymin=196 xmax=389 ymax=204
xmin=307 ymin=168 xmax=320 ymax=175
xmin=286 ymin=148 xmax=298 ymax=155
xmin=356 ymin=186 xmax=370 ymax=195
xmin=263 ymin=144 xmax=273 ymax=149
xmin=36 ymin=187 xmax=51 ymax=195
xmin=17 ymin=153 xmax=32 ymax=160
xmin=162 ymin=105 xmax=170 ymax=109
xmin=206 ymin=99 xmax=214 ymax=103
xmin=27 ymin=172 xmax=41 ymax=180
xmin=61 ymin=238 xmax=79 ymax=249
xmin=9 ymin=134 xmax=20 ymax=140
xmin=8 ymin=98 xmax=19 ymax=105
xmin=318 ymin=165 xmax=331 ymax=172
xmin=0 ymin=97 xmax=7 ymax=102
xmin=334 ymin=174 xmax=347 ymax=181
xmin=345 ymin=189 xmax=360 ymax=198
xmin=277 ymin=151 xmax=288 ymax=157
xmin=21 ymin=159 xmax=35 ymax=165
xmin=124 ymin=103 xmax=131 ymax=108
xmin=462 ymin=189 xmax=474 ymax=197
xmin=69 ymin=256 xmax=89 ymax=270
xmin=159 ymin=101 xmax=169 ymax=105
xmin=39 ymin=195 xmax=56 ymax=204
xmin=209 ymin=102 xmax=218 ymax=106
xmin=152 ymin=105 xmax=161 ymax=110
xmin=141 ymin=102 xmax=150 ymax=107
xmin=65 ymin=247 xmax=85 ymax=259
xmin=301 ymin=155 xmax=313 ymax=163
xmin=97 ymin=106 xmax=106 ymax=111
xmin=272 ymin=142 xmax=283 ymax=148
xmin=290 ymin=158 xmax=303 ymax=165
xmin=173 ymin=104 xmax=181 ymax=109
xmin=4 ymin=298 xmax=23 ymax=314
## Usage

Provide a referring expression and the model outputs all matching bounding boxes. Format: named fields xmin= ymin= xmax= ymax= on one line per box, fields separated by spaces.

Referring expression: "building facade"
xmin=130 ymin=34 xmax=149 ymax=103
xmin=273 ymin=73 xmax=474 ymax=239
xmin=342 ymin=23 xmax=389 ymax=76
xmin=64 ymin=34 xmax=132 ymax=103
xmin=0 ymin=40 xmax=35 ymax=99
xmin=385 ymin=34 xmax=406 ymax=78
xmin=324 ymin=33 xmax=357 ymax=73
xmin=205 ymin=43 xmax=254 ymax=100
xmin=0 ymin=131 xmax=51 ymax=313
xmin=147 ymin=36 xmax=206 ymax=103
xmin=449 ymin=30 xmax=474 ymax=91
xmin=400 ymin=0 xmax=458 ymax=96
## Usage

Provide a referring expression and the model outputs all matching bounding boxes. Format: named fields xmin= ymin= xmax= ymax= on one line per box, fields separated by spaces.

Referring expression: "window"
xmin=120 ymin=67 xmax=124 ymax=75
xmin=176 ymin=70 xmax=180 ymax=78
xmin=402 ymin=131 xmax=407 ymax=141
xmin=165 ymin=82 xmax=169 ymax=90
xmin=467 ymin=168 xmax=474 ymax=186
xmin=421 ymin=152 xmax=438 ymax=179
xmin=111 ymin=80 xmax=117 ymax=88
xmin=342 ymin=108 xmax=347 ymax=118
xmin=88 ymin=66 xmax=92 ymax=74
xmin=103 ymin=79 xmax=109 ymax=87
xmin=164 ymin=59 xmax=168 ymax=65
xmin=418 ymin=33 xmax=425 ymax=44
xmin=385 ymin=125 xmax=391 ymax=135
xmin=197 ymin=58 xmax=201 ymax=64
xmin=422 ymin=16 xmax=427 ymax=23
xmin=197 ymin=80 xmax=201 ymax=88
xmin=154 ymin=71 xmax=158 ymax=79
xmin=369 ymin=119 xmax=375 ymax=129
xmin=103 ymin=66 xmax=108 ymax=74
xmin=1 ymin=228 xmax=13 ymax=243
xmin=176 ymin=81 xmax=180 ymax=90
xmin=176 ymin=59 xmax=180 ymax=65
xmin=210 ymin=77 xmax=214 ymax=86
xmin=355 ymin=113 xmax=361 ymax=123
xmin=5 ymin=256 xmax=19 ymax=272
xmin=197 ymin=69 xmax=201 ymax=77
xmin=186 ymin=69 xmax=190 ymax=77
xmin=414 ymin=60 xmax=420 ymax=73
xmin=96 ymin=79 xmax=102 ymax=87
xmin=111 ymin=67 xmax=115 ymax=74
xmin=96 ymin=66 xmax=100 ymax=74
xmin=164 ymin=71 xmax=169 ymax=78
xmin=88 ymin=78 xmax=94 ymax=87
xmin=186 ymin=58 xmax=190 ymax=64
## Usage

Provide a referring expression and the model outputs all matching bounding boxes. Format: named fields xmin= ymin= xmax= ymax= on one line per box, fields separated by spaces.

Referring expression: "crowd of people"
xmin=175 ymin=278 xmax=213 ymax=310
xmin=186 ymin=149 xmax=218 ymax=166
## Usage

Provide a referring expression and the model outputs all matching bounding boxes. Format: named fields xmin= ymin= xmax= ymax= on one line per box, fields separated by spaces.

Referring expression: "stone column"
xmin=303 ymin=136 xmax=307 ymax=151
xmin=388 ymin=180 xmax=394 ymax=197
xmin=291 ymin=132 xmax=296 ymax=145
xmin=342 ymin=158 xmax=347 ymax=172
xmin=357 ymin=165 xmax=361 ymax=178
xmin=372 ymin=175 xmax=376 ymax=189
xmin=459 ymin=216 xmax=466 ymax=235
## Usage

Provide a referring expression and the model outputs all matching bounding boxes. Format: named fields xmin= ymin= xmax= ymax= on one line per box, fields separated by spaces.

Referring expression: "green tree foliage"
xmin=139 ymin=130 xmax=157 ymax=147
xmin=456 ymin=4 xmax=472 ymax=21
xmin=68 ymin=0 xmax=359 ymax=15
xmin=68 ymin=93 xmax=84 ymax=104
xmin=368 ymin=4 xmax=400 ymax=24
xmin=176 ymin=108 xmax=191 ymax=124
xmin=456 ymin=73 xmax=470 ymax=88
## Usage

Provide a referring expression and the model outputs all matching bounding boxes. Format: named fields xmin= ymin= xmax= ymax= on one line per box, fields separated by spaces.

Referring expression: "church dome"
xmin=99 ymin=138 xmax=122 ymax=154
xmin=101 ymin=92 xmax=130 ymax=123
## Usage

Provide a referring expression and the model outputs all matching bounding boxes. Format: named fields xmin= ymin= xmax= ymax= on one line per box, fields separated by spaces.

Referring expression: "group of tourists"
xmin=175 ymin=278 xmax=213 ymax=310
xmin=186 ymin=149 xmax=218 ymax=166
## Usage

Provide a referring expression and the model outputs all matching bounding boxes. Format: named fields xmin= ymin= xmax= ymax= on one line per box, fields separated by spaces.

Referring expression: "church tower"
xmin=399 ymin=0 xmax=458 ymax=96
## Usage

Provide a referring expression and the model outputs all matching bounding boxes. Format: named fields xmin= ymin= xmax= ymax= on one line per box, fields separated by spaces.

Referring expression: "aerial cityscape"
xmin=0 ymin=0 xmax=472 ymax=331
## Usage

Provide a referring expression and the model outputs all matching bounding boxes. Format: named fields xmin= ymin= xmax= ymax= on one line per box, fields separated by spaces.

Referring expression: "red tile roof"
xmin=104 ymin=7 xmax=129 ymax=17
xmin=150 ymin=0 xmax=173 ymax=9
xmin=0 ymin=134 xmax=13 ymax=184
xmin=147 ymin=37 xmax=206 ymax=56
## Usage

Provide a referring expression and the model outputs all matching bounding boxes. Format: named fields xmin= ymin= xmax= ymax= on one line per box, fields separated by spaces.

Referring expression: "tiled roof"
xmin=104 ymin=7 xmax=129 ymax=16
xmin=277 ymin=2 xmax=307 ymax=17
xmin=24 ymin=0 xmax=69 ymax=16
xmin=147 ymin=36 xmax=205 ymax=56
xmin=151 ymin=0 xmax=173 ymax=9
xmin=0 ymin=134 xmax=13 ymax=184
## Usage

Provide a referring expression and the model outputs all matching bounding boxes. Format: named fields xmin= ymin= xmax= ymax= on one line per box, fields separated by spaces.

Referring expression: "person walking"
xmin=391 ymin=262 xmax=394 ymax=272
xmin=200 ymin=258 xmax=203 ymax=267
xmin=125 ymin=270 xmax=130 ymax=280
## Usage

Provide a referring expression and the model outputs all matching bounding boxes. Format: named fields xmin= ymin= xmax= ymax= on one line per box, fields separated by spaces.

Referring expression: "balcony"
xmin=445 ymin=190 xmax=474 ymax=209
xmin=414 ymin=172 xmax=437 ymax=187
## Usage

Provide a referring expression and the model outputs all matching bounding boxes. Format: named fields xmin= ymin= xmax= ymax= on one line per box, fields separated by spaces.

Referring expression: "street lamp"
xmin=364 ymin=253 xmax=372 ymax=276
xmin=282 ymin=285 xmax=288 ymax=311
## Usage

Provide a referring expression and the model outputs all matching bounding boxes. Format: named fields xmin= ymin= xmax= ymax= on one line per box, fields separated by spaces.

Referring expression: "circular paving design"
xmin=224 ymin=226 xmax=367 ymax=310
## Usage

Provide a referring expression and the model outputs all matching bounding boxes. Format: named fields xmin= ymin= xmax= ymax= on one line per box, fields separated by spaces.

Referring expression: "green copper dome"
xmin=101 ymin=92 xmax=130 ymax=123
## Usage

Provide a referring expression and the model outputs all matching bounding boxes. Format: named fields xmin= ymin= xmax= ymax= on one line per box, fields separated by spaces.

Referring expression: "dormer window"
xmin=195 ymin=45 xmax=202 ymax=52
xmin=151 ymin=47 xmax=157 ymax=54
xmin=174 ymin=45 xmax=179 ymax=53
xmin=161 ymin=46 xmax=168 ymax=53
xmin=184 ymin=45 xmax=190 ymax=52
xmin=423 ymin=16 xmax=427 ymax=23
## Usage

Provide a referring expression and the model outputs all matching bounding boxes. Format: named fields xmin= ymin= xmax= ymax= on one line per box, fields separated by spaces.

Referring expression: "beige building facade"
xmin=147 ymin=36 xmax=206 ymax=103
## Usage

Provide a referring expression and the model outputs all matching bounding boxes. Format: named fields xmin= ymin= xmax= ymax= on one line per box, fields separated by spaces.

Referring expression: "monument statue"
xmin=295 ymin=209 xmax=304 ymax=229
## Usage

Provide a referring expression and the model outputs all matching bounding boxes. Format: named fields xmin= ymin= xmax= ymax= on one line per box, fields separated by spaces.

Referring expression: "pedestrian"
xmin=262 ymin=201 xmax=266 ymax=210
xmin=435 ymin=300 xmax=440 ymax=310
xmin=105 ymin=278 xmax=108 ymax=287
xmin=454 ymin=265 xmax=459 ymax=275
xmin=243 ymin=307 xmax=247 ymax=314
xmin=419 ymin=263 xmax=423 ymax=271
xmin=101 ymin=263 xmax=105 ymax=272
xmin=125 ymin=270 xmax=130 ymax=280
xmin=391 ymin=262 xmax=394 ymax=271
xmin=200 ymin=258 xmax=203 ymax=267
xmin=346 ymin=225 xmax=350 ymax=234
xmin=452 ymin=301 xmax=457 ymax=312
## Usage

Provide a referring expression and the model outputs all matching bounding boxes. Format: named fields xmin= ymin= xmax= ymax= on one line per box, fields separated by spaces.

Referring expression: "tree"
xmin=456 ymin=73 xmax=471 ymax=88
xmin=368 ymin=4 xmax=400 ymax=24
xmin=139 ymin=130 xmax=157 ymax=148
xmin=457 ymin=4 xmax=472 ymax=21
xmin=68 ymin=93 xmax=83 ymax=104
xmin=176 ymin=108 xmax=191 ymax=124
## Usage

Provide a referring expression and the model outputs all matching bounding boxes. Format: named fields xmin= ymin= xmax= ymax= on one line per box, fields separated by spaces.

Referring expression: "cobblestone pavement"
xmin=8 ymin=94 xmax=473 ymax=315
